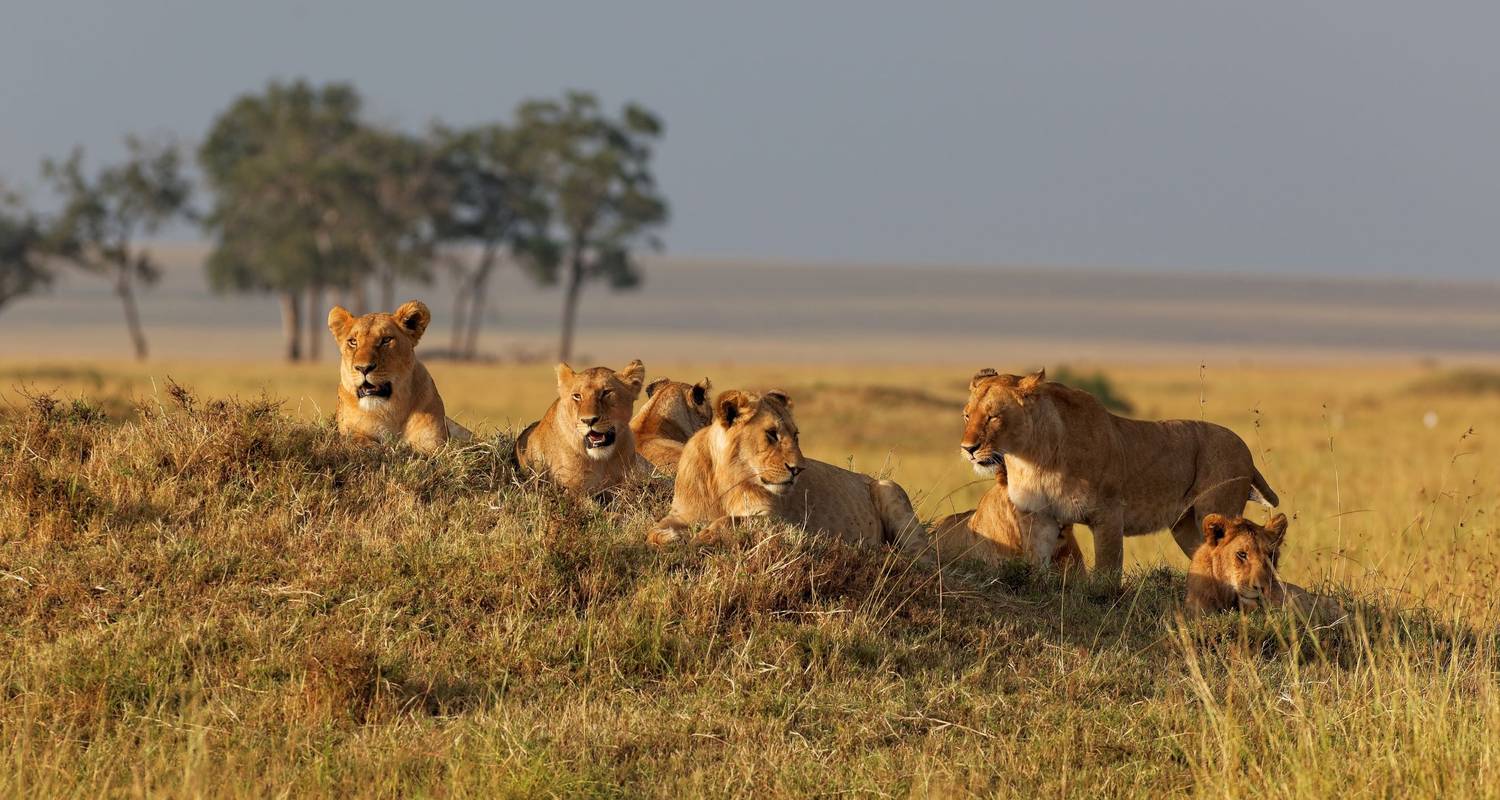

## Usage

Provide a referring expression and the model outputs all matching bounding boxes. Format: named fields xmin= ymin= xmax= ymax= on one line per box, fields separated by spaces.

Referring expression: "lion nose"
xmin=354 ymin=363 xmax=375 ymax=376
xmin=787 ymin=464 xmax=805 ymax=479
xmin=960 ymin=442 xmax=980 ymax=455
xmin=580 ymin=415 xmax=599 ymax=426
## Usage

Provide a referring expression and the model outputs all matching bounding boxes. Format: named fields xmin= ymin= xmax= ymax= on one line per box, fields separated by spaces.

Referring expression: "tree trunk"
xmin=114 ymin=264 xmax=148 ymax=361
xmin=449 ymin=263 xmax=471 ymax=356
xmin=558 ymin=251 xmax=584 ymax=364
xmin=306 ymin=284 xmax=323 ymax=360
xmin=380 ymin=264 xmax=396 ymax=313
xmin=279 ymin=290 xmax=302 ymax=362
xmin=463 ymin=244 xmax=501 ymax=360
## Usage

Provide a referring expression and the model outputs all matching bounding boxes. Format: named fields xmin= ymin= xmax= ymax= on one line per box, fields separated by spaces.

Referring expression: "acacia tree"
xmin=40 ymin=138 xmax=190 ymax=360
xmin=198 ymin=80 xmax=375 ymax=361
xmin=357 ymin=128 xmax=444 ymax=313
xmin=516 ymin=92 xmax=668 ymax=362
xmin=432 ymin=123 xmax=555 ymax=359
xmin=0 ymin=187 xmax=49 ymax=314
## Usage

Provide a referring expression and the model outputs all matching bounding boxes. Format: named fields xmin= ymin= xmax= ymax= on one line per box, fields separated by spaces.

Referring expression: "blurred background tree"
xmin=198 ymin=80 xmax=382 ymax=362
xmin=40 ymin=138 xmax=191 ymax=360
xmin=0 ymin=185 xmax=49 ymax=314
xmin=516 ymin=91 xmax=668 ymax=362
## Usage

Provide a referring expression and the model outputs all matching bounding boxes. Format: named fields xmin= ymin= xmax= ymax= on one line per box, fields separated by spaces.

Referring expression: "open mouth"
xmin=584 ymin=430 xmax=617 ymax=449
xmin=357 ymin=381 xmax=393 ymax=399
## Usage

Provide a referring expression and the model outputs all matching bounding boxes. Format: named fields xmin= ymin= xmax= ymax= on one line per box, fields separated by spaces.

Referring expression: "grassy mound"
xmin=2 ymin=388 xmax=1497 ymax=797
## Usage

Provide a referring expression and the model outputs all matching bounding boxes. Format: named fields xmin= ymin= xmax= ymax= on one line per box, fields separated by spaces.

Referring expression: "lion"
xmin=327 ymin=301 xmax=470 ymax=454
xmin=1187 ymin=513 xmax=1344 ymax=620
xmin=647 ymin=389 xmax=929 ymax=561
xmin=930 ymin=461 xmax=1085 ymax=574
xmin=1186 ymin=513 xmax=1287 ymax=614
xmin=630 ymin=377 xmax=713 ymax=472
xmin=960 ymin=369 xmax=1278 ymax=587
xmin=515 ymin=360 xmax=651 ymax=496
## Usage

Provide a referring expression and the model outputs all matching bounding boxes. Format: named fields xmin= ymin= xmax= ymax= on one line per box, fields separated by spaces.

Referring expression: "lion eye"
xmin=766 ymin=429 xmax=780 ymax=444
xmin=601 ymin=389 xmax=613 ymax=398
xmin=346 ymin=339 xmax=356 ymax=349
xmin=962 ymin=413 xmax=969 ymax=421
xmin=379 ymin=336 xmax=393 ymax=347
xmin=1236 ymin=551 xmax=1248 ymax=562
xmin=571 ymin=393 xmax=582 ymax=402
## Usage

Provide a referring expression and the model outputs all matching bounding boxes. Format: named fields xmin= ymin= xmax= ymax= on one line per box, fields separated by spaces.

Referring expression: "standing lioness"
xmin=328 ymin=301 xmax=467 ymax=454
xmin=960 ymin=369 xmax=1277 ymax=586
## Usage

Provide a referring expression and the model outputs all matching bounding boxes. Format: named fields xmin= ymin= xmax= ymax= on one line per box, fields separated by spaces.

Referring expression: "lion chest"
xmin=1004 ymin=458 xmax=1091 ymax=523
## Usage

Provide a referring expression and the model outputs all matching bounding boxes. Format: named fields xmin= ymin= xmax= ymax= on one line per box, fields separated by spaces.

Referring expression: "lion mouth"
xmin=357 ymin=381 xmax=393 ymax=399
xmin=583 ymin=430 xmax=616 ymax=450
xmin=760 ymin=476 xmax=796 ymax=495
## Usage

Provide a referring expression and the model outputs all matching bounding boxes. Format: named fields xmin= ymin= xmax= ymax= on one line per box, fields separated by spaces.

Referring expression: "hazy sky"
xmin=3 ymin=1 xmax=1497 ymax=278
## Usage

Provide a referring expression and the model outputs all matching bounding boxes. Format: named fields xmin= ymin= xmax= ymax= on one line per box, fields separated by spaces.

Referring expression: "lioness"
xmin=960 ymin=369 xmax=1278 ymax=587
xmin=930 ymin=461 xmax=1084 ymax=574
xmin=630 ymin=377 xmax=713 ymax=471
xmin=515 ymin=360 xmax=651 ymax=496
xmin=647 ymin=389 xmax=928 ymax=560
xmin=328 ymin=301 xmax=469 ymax=454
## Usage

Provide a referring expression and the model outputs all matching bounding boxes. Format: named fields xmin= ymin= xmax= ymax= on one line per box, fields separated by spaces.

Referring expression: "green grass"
xmin=4 ymin=387 xmax=1499 ymax=797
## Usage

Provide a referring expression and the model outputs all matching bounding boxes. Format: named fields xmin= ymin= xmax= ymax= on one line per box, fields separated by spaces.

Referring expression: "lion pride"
xmin=648 ymin=389 xmax=929 ymax=560
xmin=515 ymin=360 xmax=651 ymax=496
xmin=327 ymin=301 xmax=468 ymax=454
xmin=960 ymin=369 xmax=1278 ymax=587
xmin=630 ymin=377 xmax=713 ymax=471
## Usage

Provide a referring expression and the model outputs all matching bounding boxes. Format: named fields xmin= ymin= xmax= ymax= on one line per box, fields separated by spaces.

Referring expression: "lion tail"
xmin=1250 ymin=467 xmax=1279 ymax=508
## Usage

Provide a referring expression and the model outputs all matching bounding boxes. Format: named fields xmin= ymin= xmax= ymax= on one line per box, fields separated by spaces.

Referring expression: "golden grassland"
xmin=2 ymin=357 xmax=1499 ymax=797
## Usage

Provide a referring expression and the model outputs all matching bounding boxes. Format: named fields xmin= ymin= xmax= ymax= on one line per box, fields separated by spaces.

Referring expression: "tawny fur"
xmin=930 ymin=462 xmax=1085 ymax=574
xmin=630 ymin=377 xmax=712 ymax=472
xmin=1185 ymin=513 xmax=1287 ymax=614
xmin=648 ymin=389 xmax=928 ymax=561
xmin=327 ymin=301 xmax=468 ymax=454
xmin=515 ymin=360 xmax=652 ymax=497
xmin=960 ymin=369 xmax=1278 ymax=586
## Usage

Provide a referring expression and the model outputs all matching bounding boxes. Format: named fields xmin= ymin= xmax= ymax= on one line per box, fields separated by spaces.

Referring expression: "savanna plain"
xmin=3 ymin=357 xmax=1499 ymax=797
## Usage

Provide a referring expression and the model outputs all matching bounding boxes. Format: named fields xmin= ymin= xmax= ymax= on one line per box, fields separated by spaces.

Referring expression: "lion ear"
xmin=1202 ymin=514 xmax=1230 ymax=546
xmin=1019 ymin=369 xmax=1046 ymax=390
xmin=327 ymin=306 xmax=354 ymax=339
xmin=763 ymin=389 xmax=793 ymax=411
xmin=692 ymin=378 xmax=712 ymax=406
xmin=1264 ymin=513 xmax=1289 ymax=549
xmin=555 ymin=363 xmax=576 ymax=394
xmin=715 ymin=390 xmax=754 ymax=427
xmin=617 ymin=359 xmax=646 ymax=397
xmin=392 ymin=301 xmax=431 ymax=343
xmin=970 ymin=368 xmax=998 ymax=390
xmin=644 ymin=378 xmax=669 ymax=399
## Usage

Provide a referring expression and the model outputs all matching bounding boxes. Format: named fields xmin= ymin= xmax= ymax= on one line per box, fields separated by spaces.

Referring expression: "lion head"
xmin=711 ymin=389 xmax=805 ymax=497
xmin=633 ymin=377 xmax=713 ymax=441
xmin=555 ymin=360 xmax=646 ymax=460
xmin=959 ymin=368 xmax=1052 ymax=476
xmin=1189 ymin=513 xmax=1288 ymax=612
xmin=328 ymin=301 xmax=431 ymax=411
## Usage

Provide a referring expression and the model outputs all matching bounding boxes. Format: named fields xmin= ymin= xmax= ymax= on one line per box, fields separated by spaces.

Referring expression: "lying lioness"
xmin=630 ymin=377 xmax=713 ymax=472
xmin=648 ymin=389 xmax=928 ymax=560
xmin=327 ymin=301 xmax=469 ymax=454
xmin=515 ymin=360 xmax=651 ymax=496
xmin=930 ymin=461 xmax=1084 ymax=574
xmin=960 ymin=369 xmax=1278 ymax=587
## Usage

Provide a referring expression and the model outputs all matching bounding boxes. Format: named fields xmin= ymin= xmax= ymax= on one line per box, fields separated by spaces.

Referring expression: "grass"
xmin=2 ymin=358 xmax=1499 ymax=796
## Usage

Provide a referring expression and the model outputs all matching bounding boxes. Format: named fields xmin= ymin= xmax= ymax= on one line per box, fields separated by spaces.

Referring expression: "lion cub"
xmin=1187 ymin=513 xmax=1342 ymax=620
xmin=929 ymin=461 xmax=1085 ymax=574
xmin=515 ymin=360 xmax=651 ymax=496
xmin=327 ymin=301 xmax=468 ymax=454
xmin=629 ymin=377 xmax=713 ymax=472
xmin=648 ymin=389 xmax=928 ymax=560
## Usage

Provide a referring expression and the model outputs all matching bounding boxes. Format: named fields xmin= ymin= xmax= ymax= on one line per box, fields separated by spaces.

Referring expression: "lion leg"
xmin=1170 ymin=513 xmax=1203 ymax=561
xmin=871 ymin=479 xmax=932 ymax=564
xmin=1090 ymin=508 xmax=1126 ymax=589
xmin=647 ymin=514 xmax=692 ymax=546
